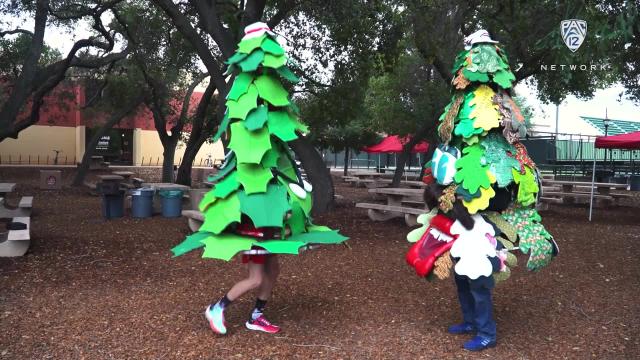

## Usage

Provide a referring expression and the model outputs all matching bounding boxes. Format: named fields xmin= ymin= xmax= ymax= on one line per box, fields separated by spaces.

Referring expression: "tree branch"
xmin=0 ymin=29 xmax=34 ymax=37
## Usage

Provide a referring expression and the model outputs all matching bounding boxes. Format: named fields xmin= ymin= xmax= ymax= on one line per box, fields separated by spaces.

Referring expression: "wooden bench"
xmin=355 ymin=202 xmax=426 ymax=226
xmin=182 ymin=210 xmax=204 ymax=232
xmin=0 ymin=216 xmax=31 ymax=257
xmin=542 ymin=191 xmax=614 ymax=206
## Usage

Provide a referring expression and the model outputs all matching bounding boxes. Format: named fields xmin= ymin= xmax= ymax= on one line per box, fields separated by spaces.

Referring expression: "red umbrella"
xmin=594 ymin=131 xmax=640 ymax=150
xmin=363 ymin=135 xmax=429 ymax=153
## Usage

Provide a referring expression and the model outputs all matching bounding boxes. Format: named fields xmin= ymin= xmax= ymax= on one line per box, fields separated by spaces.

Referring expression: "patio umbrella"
xmin=363 ymin=135 xmax=429 ymax=153
xmin=589 ymin=131 xmax=640 ymax=220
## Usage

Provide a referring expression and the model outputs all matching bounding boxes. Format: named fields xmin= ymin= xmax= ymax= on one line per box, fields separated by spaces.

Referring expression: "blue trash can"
xmin=131 ymin=188 xmax=155 ymax=218
xmin=630 ymin=175 xmax=640 ymax=191
xmin=160 ymin=190 xmax=183 ymax=218
xmin=101 ymin=191 xmax=125 ymax=219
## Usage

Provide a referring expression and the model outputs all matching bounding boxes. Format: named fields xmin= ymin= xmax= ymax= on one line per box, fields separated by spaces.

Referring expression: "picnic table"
xmin=0 ymin=183 xmax=16 ymax=198
xmin=355 ymin=187 xmax=426 ymax=226
xmin=540 ymin=180 xmax=631 ymax=206
xmin=97 ymin=174 xmax=124 ymax=182
xmin=112 ymin=171 xmax=134 ymax=180
xmin=0 ymin=183 xmax=33 ymax=256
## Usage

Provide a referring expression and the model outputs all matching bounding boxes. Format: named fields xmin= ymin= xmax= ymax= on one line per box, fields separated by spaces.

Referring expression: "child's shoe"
xmin=205 ymin=303 xmax=227 ymax=335
xmin=447 ymin=322 xmax=476 ymax=334
xmin=245 ymin=315 xmax=281 ymax=334
xmin=463 ymin=335 xmax=496 ymax=351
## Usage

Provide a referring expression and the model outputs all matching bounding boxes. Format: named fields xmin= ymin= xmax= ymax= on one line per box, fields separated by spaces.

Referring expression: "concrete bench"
xmin=0 ymin=196 xmax=33 ymax=217
xmin=131 ymin=178 xmax=145 ymax=188
xmin=355 ymin=202 xmax=426 ymax=226
xmin=182 ymin=210 xmax=204 ymax=232
xmin=0 ymin=216 xmax=31 ymax=257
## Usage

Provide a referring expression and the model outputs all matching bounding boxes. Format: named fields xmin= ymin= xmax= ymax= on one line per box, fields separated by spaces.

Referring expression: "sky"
xmin=5 ymin=12 xmax=639 ymax=138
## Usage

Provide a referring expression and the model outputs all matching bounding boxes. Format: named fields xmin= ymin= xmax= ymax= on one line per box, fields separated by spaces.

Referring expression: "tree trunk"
xmin=176 ymin=135 xmax=207 ymax=186
xmin=290 ymin=137 xmax=334 ymax=215
xmin=161 ymin=140 xmax=178 ymax=182
xmin=343 ymin=148 xmax=350 ymax=177
xmin=72 ymin=98 xmax=143 ymax=186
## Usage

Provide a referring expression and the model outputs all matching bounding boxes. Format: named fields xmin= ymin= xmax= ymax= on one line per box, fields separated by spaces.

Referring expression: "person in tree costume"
xmin=405 ymin=30 xmax=558 ymax=351
xmin=171 ymin=22 xmax=347 ymax=335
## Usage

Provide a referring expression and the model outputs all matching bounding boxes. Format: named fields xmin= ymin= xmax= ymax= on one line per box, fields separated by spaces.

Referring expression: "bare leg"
xmin=226 ymin=262 xmax=265 ymax=301
xmin=257 ymin=255 xmax=280 ymax=300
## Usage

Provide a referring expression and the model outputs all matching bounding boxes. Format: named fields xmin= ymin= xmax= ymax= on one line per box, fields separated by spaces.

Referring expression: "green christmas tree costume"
xmin=172 ymin=24 xmax=347 ymax=261
xmin=409 ymin=31 xmax=557 ymax=283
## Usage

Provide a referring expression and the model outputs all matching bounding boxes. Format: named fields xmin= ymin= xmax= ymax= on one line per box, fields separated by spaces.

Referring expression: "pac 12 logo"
xmin=560 ymin=19 xmax=587 ymax=52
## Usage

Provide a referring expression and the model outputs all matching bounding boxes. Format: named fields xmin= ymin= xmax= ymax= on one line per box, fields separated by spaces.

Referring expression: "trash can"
xmin=130 ymin=188 xmax=155 ymax=218
xmin=159 ymin=190 xmax=183 ymax=218
xmin=98 ymin=181 xmax=125 ymax=219
xmin=630 ymin=175 xmax=640 ymax=191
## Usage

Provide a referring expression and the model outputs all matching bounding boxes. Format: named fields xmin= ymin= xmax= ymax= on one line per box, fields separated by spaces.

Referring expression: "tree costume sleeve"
xmin=171 ymin=22 xmax=347 ymax=261
xmin=411 ymin=29 xmax=556 ymax=283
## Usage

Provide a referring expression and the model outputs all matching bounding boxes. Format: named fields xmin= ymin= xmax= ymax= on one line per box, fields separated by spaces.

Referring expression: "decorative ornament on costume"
xmin=410 ymin=28 xmax=556 ymax=284
xmin=172 ymin=23 xmax=347 ymax=261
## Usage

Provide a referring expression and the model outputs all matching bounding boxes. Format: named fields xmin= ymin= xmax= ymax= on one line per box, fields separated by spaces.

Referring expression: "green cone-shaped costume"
xmin=172 ymin=24 xmax=347 ymax=261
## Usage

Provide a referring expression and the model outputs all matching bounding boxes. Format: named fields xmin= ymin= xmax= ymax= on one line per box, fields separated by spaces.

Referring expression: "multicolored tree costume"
xmin=172 ymin=23 xmax=347 ymax=260
xmin=407 ymin=30 xmax=557 ymax=283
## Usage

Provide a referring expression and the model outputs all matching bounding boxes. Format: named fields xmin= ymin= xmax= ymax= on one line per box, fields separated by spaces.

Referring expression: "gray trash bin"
xmin=160 ymin=190 xmax=183 ymax=218
xmin=131 ymin=188 xmax=155 ymax=218
xmin=630 ymin=175 xmax=640 ymax=191
xmin=98 ymin=181 xmax=124 ymax=219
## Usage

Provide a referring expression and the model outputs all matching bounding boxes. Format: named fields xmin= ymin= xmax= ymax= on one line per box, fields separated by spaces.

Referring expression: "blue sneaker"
xmin=463 ymin=335 xmax=496 ymax=351
xmin=447 ymin=323 xmax=476 ymax=334
xmin=205 ymin=304 xmax=227 ymax=335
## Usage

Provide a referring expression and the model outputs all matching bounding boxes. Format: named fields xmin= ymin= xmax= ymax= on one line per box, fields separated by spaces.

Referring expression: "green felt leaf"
xmin=452 ymin=50 xmax=469 ymax=74
xmin=226 ymin=84 xmax=258 ymax=120
xmin=238 ymin=49 xmax=265 ymax=72
xmin=243 ymin=105 xmax=269 ymax=131
xmin=261 ymin=37 xmax=285 ymax=55
xmin=239 ymin=185 xmax=291 ymax=228
xmin=493 ymin=69 xmax=516 ymax=89
xmin=228 ymin=122 xmax=271 ymax=164
xmin=283 ymin=178 xmax=312 ymax=215
xmin=171 ymin=231 xmax=209 ymax=257
xmin=286 ymin=202 xmax=307 ymax=236
xmin=263 ymin=53 xmax=287 ymax=68
xmin=227 ymin=73 xmax=255 ymax=101
xmin=208 ymin=156 xmax=236 ymax=183
xmin=200 ymin=195 xmax=241 ymax=234
xmin=286 ymin=230 xmax=348 ymax=244
xmin=257 ymin=240 xmax=306 ymax=254
xmin=277 ymin=66 xmax=300 ymax=83
xmin=213 ymin=172 xmax=240 ymax=198
xmin=236 ymin=163 xmax=273 ymax=194
xmin=238 ymin=34 xmax=266 ymax=54
xmin=307 ymin=225 xmax=332 ymax=232
xmin=454 ymin=92 xmax=484 ymax=139
xmin=254 ymin=74 xmax=290 ymax=106
xmin=211 ymin=112 xmax=231 ymax=143
xmin=226 ymin=51 xmax=248 ymax=65
xmin=199 ymin=190 xmax=218 ymax=212
xmin=462 ymin=68 xmax=490 ymax=83
xmin=454 ymin=144 xmax=490 ymax=193
xmin=202 ymin=234 xmax=255 ymax=261
xmin=289 ymin=101 xmax=301 ymax=115
xmin=268 ymin=111 xmax=299 ymax=141
xmin=261 ymin=145 xmax=281 ymax=168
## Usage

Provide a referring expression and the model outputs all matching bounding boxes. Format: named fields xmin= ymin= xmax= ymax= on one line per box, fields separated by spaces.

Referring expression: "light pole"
xmin=603 ymin=112 xmax=610 ymax=173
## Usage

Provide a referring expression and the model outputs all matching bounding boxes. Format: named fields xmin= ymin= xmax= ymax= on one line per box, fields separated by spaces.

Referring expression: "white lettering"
xmin=541 ymin=64 xmax=548 ymax=70
xmin=550 ymin=65 xmax=556 ymax=70
xmin=580 ymin=64 xmax=587 ymax=70
xmin=591 ymin=65 xmax=596 ymax=70
xmin=570 ymin=64 xmax=577 ymax=70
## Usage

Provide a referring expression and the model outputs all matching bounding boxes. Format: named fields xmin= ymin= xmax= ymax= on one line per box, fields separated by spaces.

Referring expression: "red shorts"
xmin=241 ymin=254 xmax=267 ymax=264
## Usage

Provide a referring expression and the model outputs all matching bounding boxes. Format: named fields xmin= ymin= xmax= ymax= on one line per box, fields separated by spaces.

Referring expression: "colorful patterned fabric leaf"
xmin=228 ymin=122 xmax=271 ymax=164
xmin=470 ymin=85 xmax=500 ymax=132
xmin=471 ymin=45 xmax=502 ymax=73
xmin=501 ymin=206 xmax=554 ymax=270
xmin=481 ymin=132 xmax=520 ymax=187
xmin=462 ymin=68 xmax=490 ymax=83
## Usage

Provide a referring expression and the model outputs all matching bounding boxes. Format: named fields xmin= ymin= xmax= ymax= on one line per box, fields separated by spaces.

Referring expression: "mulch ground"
xmin=1 ymin=167 xmax=639 ymax=359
